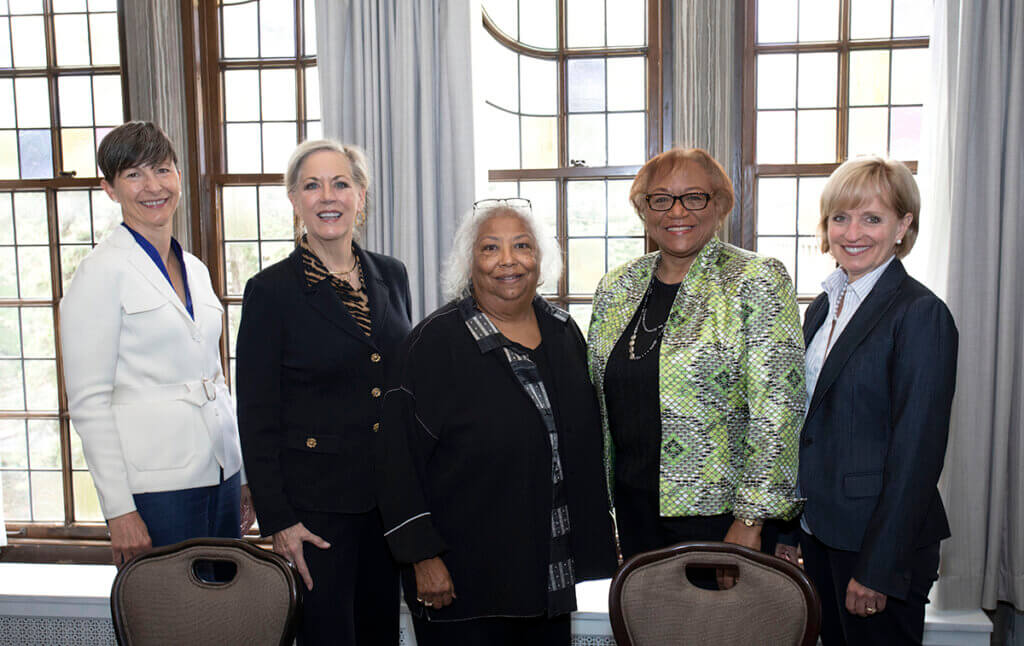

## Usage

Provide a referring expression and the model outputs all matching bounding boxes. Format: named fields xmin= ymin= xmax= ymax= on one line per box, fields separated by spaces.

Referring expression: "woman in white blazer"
xmin=61 ymin=122 xmax=254 ymax=566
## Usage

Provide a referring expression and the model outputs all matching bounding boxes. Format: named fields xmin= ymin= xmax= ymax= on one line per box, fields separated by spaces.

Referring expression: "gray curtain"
xmin=121 ymin=0 xmax=192 ymax=249
xmin=314 ymin=0 xmax=476 ymax=321
xmin=671 ymin=0 xmax=741 ymax=230
xmin=926 ymin=0 xmax=1024 ymax=612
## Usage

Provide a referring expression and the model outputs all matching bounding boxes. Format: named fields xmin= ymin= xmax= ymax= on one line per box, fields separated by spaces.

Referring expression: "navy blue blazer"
xmin=798 ymin=258 xmax=957 ymax=600
xmin=236 ymin=243 xmax=412 ymax=536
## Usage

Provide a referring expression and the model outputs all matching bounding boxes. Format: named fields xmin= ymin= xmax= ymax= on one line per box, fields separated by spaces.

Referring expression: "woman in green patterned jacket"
xmin=587 ymin=147 xmax=805 ymax=565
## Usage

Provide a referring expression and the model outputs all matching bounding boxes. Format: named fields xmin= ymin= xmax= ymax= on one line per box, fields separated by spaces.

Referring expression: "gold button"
xmin=305 ymin=437 xmax=317 ymax=449
xmin=371 ymin=387 xmax=382 ymax=398
xmin=372 ymin=422 xmax=380 ymax=432
xmin=370 ymin=352 xmax=382 ymax=363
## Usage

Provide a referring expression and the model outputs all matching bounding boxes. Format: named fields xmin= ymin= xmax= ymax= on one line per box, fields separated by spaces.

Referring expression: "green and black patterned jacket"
xmin=587 ymin=237 xmax=806 ymax=521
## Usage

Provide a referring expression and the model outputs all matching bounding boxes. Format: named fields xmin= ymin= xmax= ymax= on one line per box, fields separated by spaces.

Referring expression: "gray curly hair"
xmin=441 ymin=202 xmax=562 ymax=302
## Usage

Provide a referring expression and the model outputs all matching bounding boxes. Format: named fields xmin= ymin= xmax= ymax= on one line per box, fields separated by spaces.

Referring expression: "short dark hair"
xmin=97 ymin=121 xmax=178 ymax=183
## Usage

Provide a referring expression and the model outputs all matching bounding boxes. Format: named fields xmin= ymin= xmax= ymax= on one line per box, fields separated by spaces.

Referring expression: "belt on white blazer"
xmin=111 ymin=379 xmax=219 ymax=407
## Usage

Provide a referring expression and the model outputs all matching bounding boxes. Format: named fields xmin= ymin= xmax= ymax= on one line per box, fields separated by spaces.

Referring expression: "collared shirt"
xmin=588 ymin=237 xmax=806 ymax=521
xmin=121 ymin=223 xmax=193 ymax=319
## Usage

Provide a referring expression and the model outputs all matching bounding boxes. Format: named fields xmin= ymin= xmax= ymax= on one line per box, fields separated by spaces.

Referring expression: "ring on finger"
xmin=424 ymin=600 xmax=433 ymax=606
xmin=866 ymin=607 xmax=876 ymax=614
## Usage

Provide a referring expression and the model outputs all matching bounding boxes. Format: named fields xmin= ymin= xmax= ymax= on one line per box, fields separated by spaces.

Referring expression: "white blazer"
xmin=60 ymin=225 xmax=243 ymax=520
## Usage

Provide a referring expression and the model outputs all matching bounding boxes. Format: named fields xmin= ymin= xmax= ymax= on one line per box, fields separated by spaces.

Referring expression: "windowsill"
xmin=0 ymin=564 xmax=994 ymax=644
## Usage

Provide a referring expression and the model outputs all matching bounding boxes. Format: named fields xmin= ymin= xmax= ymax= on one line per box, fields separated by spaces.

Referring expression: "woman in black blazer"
xmin=777 ymin=156 xmax=958 ymax=646
xmin=235 ymin=140 xmax=412 ymax=645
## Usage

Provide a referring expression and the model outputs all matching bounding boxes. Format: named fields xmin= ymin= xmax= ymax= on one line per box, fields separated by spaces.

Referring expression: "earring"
xmin=896 ymin=239 xmax=902 ymax=244
xmin=356 ymin=211 xmax=366 ymax=227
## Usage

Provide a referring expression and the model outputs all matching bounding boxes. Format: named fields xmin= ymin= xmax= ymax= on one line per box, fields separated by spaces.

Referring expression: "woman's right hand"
xmin=108 ymin=511 xmax=152 ymax=567
xmin=272 ymin=522 xmax=331 ymax=591
xmin=413 ymin=556 xmax=456 ymax=608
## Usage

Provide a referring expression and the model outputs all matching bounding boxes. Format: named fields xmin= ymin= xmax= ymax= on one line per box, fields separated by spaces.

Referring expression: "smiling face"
xmin=101 ymin=157 xmax=181 ymax=237
xmin=642 ymin=163 xmax=720 ymax=271
xmin=288 ymin=150 xmax=366 ymax=247
xmin=826 ymin=194 xmax=913 ymax=283
xmin=471 ymin=212 xmax=540 ymax=309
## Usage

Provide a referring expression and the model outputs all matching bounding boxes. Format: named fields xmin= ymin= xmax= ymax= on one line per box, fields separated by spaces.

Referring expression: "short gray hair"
xmin=441 ymin=203 xmax=562 ymax=302
xmin=285 ymin=138 xmax=371 ymax=211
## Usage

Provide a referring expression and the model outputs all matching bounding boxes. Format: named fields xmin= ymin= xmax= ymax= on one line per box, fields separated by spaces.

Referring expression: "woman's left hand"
xmin=846 ymin=577 xmax=887 ymax=617
xmin=723 ymin=519 xmax=763 ymax=551
xmin=239 ymin=485 xmax=256 ymax=536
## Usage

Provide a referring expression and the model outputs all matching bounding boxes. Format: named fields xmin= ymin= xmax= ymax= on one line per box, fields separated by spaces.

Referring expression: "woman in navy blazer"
xmin=235 ymin=140 xmax=411 ymax=645
xmin=777 ymin=156 xmax=958 ymax=645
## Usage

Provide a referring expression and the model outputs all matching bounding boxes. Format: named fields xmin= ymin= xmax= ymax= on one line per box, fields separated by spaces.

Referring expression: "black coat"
xmin=798 ymin=258 xmax=958 ymax=600
xmin=376 ymin=297 xmax=617 ymax=621
xmin=236 ymin=244 xmax=412 ymax=535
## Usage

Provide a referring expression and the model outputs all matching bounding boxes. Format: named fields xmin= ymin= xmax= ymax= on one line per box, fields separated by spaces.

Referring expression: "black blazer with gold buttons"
xmin=236 ymin=243 xmax=412 ymax=536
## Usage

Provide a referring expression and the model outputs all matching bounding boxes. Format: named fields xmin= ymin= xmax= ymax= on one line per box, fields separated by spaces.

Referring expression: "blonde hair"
xmin=628 ymin=147 xmax=735 ymax=222
xmin=285 ymin=139 xmax=371 ymax=242
xmin=818 ymin=155 xmax=920 ymax=258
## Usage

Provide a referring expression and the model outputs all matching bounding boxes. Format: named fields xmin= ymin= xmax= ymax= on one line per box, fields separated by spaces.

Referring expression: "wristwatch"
xmin=736 ymin=517 xmax=764 ymax=527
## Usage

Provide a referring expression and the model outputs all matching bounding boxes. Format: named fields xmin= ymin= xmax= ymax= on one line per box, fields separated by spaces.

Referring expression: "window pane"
xmin=893 ymin=0 xmax=932 ymax=37
xmin=797 ymin=109 xmax=836 ymax=163
xmin=608 ymin=237 xmax=643 ymax=271
xmin=30 ymin=470 xmax=63 ymax=520
xmin=261 ymin=68 xmax=297 ymax=121
xmin=72 ymin=470 xmax=103 ymax=521
xmin=15 ymin=76 xmax=50 ymax=128
xmin=223 ymin=186 xmax=258 ymax=239
xmin=566 ymin=0 xmax=605 ymax=48
xmin=260 ymin=0 xmax=296 ymax=57
xmin=568 ymin=238 xmax=604 ymax=295
xmin=479 ymin=104 xmax=519 ymax=170
xmin=482 ymin=0 xmax=517 ymax=38
xmin=0 ymin=79 xmax=15 ymax=128
xmin=757 ymin=236 xmax=796 ymax=282
xmin=303 ymin=0 xmax=316 ymax=56
xmin=11 ymin=15 xmax=45 ymax=67
xmin=2 ymin=471 xmax=30 ymax=520
xmin=305 ymin=66 xmax=320 ymax=121
xmin=20 ymin=307 xmax=54 ymax=357
xmin=54 ymin=14 xmax=89 ymax=66
xmin=889 ymin=106 xmax=922 ymax=160
xmin=797 ymin=235 xmax=835 ymax=294
xmin=607 ymin=112 xmax=645 ymax=165
xmin=224 ymin=69 xmax=260 ymax=122
xmin=52 ymin=0 xmax=86 ymax=10
xmin=757 ymin=0 xmax=797 ymax=43
xmin=851 ymin=0 xmax=892 ymax=39
xmin=92 ymin=75 xmax=123 ymax=126
xmin=0 ymin=132 xmax=17 ymax=179
xmin=567 ymin=180 xmax=605 ymax=237
xmin=521 ymin=116 xmax=556 ymax=169
xmin=849 ymin=50 xmax=890 ymax=106
xmin=756 ymin=177 xmax=796 ymax=236
xmin=0 ymin=18 xmax=12 ymax=69
xmin=518 ymin=181 xmax=556 ymax=237
xmin=261 ymin=122 xmax=296 ymax=173
xmin=0 ymin=360 xmax=25 ymax=408
xmin=799 ymin=0 xmax=838 ymax=41
xmin=226 ymin=122 xmax=262 ymax=173
xmin=60 ymin=244 xmax=89 ymax=287
xmin=567 ymin=58 xmax=605 ymax=112
xmin=607 ymin=57 xmax=645 ymax=111
xmin=18 ymin=129 xmax=52 ymax=179
xmin=798 ymin=53 xmax=837 ymax=108
xmin=481 ymin=36 xmax=518 ymax=112
xmin=519 ymin=56 xmax=556 ymax=116
xmin=89 ymin=12 xmax=119 ymax=65
xmin=59 ymin=76 xmax=94 ymax=127
xmin=757 ymin=54 xmax=796 ymax=109
xmin=27 ymin=419 xmax=59 ymax=468
xmin=568 ymin=113 xmax=606 ymax=166
xmin=756 ymin=111 xmax=795 ymax=164
xmin=61 ymin=127 xmax=97 ymax=178
xmin=222 ymin=1 xmax=258 ymax=58
xmin=607 ymin=0 xmax=645 ymax=47
xmin=0 ymin=193 xmax=11 ymax=244
xmin=260 ymin=240 xmax=292 ymax=269
xmin=0 ymin=308 xmax=19 ymax=358
xmin=259 ymin=185 xmax=293 ymax=240
xmin=0 ymin=248 xmax=17 ymax=297
xmin=518 ymin=0 xmax=556 ymax=49
xmin=848 ymin=106 xmax=888 ymax=157
xmin=91 ymin=188 xmax=119 ymax=239
xmin=608 ymin=179 xmax=642 ymax=236
xmin=798 ymin=177 xmax=828 ymax=236
xmin=569 ymin=303 xmax=593 ymax=338
xmin=17 ymin=246 xmax=52 ymax=297
xmin=225 ymin=241 xmax=259 ymax=296
xmin=14 ymin=192 xmax=47 ymax=244
xmin=227 ymin=303 xmax=242 ymax=357
xmin=0 ymin=420 xmax=28 ymax=468
xmin=891 ymin=48 xmax=928 ymax=105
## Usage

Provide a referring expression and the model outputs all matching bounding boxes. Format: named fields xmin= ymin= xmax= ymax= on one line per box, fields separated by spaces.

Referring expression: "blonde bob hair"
xmin=285 ymin=139 xmax=371 ymax=240
xmin=441 ymin=203 xmax=562 ymax=302
xmin=818 ymin=155 xmax=920 ymax=259
xmin=629 ymin=147 xmax=735 ymax=223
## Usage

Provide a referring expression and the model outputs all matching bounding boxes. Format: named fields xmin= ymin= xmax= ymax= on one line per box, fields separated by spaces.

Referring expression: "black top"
xmin=235 ymin=244 xmax=412 ymax=535
xmin=604 ymin=278 xmax=680 ymax=545
xmin=376 ymin=296 xmax=617 ymax=621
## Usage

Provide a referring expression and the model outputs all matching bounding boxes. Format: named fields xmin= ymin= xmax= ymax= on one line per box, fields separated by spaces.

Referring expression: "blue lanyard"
xmin=121 ymin=223 xmax=194 ymax=320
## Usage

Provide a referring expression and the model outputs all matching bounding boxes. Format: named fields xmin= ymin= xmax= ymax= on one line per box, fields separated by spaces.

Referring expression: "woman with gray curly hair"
xmin=377 ymin=199 xmax=616 ymax=645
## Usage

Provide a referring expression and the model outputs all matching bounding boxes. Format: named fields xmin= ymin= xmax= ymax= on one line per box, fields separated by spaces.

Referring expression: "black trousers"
xmin=294 ymin=508 xmax=399 ymax=646
xmin=800 ymin=530 xmax=940 ymax=646
xmin=412 ymin=613 xmax=571 ymax=646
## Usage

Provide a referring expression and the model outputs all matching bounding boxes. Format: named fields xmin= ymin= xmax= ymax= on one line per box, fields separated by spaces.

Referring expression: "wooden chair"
xmin=111 ymin=538 xmax=301 ymax=646
xmin=609 ymin=541 xmax=821 ymax=646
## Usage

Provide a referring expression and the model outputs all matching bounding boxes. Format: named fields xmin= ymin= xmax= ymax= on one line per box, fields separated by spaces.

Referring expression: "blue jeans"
xmin=132 ymin=470 xmax=242 ymax=547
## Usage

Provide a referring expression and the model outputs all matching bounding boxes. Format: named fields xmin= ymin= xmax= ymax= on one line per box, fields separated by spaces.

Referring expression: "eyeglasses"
xmin=473 ymin=197 xmax=532 ymax=211
xmin=644 ymin=192 xmax=712 ymax=212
